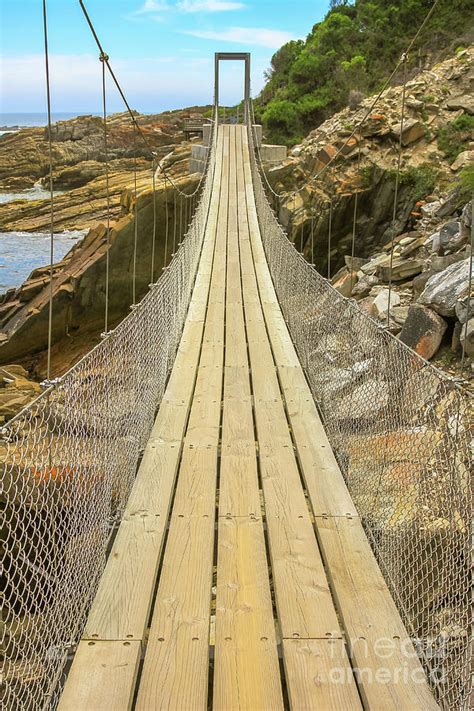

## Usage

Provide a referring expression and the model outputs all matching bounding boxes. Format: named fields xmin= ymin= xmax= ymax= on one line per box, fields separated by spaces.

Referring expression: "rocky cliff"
xmin=267 ymin=46 xmax=473 ymax=387
xmin=0 ymin=109 xmax=208 ymax=421
xmin=0 ymin=167 xmax=199 ymax=371
xmin=0 ymin=108 xmax=208 ymax=191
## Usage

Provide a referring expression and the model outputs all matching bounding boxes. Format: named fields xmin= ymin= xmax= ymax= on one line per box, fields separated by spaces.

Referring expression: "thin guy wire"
xmin=164 ymin=175 xmax=169 ymax=267
xmin=327 ymin=197 xmax=333 ymax=280
xmin=151 ymin=160 xmax=157 ymax=283
xmin=100 ymin=53 xmax=111 ymax=332
xmin=387 ymin=53 xmax=408 ymax=328
xmin=349 ymin=132 xmax=362 ymax=294
xmin=173 ymin=190 xmax=177 ymax=253
xmin=42 ymin=0 xmax=54 ymax=381
xmin=460 ymin=199 xmax=473 ymax=375
xmin=132 ymin=129 xmax=138 ymax=304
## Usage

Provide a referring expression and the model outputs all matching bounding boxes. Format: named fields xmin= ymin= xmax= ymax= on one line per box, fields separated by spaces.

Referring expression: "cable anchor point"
xmin=40 ymin=377 xmax=62 ymax=389
xmin=99 ymin=52 xmax=109 ymax=63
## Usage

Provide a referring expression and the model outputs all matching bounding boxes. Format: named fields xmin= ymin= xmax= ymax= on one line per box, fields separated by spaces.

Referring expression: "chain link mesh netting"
xmin=1 ymin=122 xmax=216 ymax=710
xmin=247 ymin=114 xmax=472 ymax=711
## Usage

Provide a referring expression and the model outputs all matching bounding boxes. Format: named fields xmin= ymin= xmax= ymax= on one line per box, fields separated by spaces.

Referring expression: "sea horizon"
xmin=0 ymin=112 xmax=101 ymax=128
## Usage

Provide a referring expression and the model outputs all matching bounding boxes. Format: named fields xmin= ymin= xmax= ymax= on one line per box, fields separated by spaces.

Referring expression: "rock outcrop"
xmin=0 ymin=169 xmax=199 ymax=370
xmin=0 ymin=108 xmax=209 ymax=191
xmin=0 ymin=364 xmax=42 ymax=424
xmin=266 ymin=47 xmax=473 ymax=278
xmin=261 ymin=46 xmax=473 ymax=387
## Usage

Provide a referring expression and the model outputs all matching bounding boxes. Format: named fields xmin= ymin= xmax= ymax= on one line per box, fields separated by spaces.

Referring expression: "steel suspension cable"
xmin=79 ymin=0 xmax=212 ymax=200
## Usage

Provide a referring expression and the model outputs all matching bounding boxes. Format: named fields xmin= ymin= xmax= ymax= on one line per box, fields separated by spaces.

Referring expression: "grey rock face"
xmin=418 ymin=258 xmax=473 ymax=316
xmin=390 ymin=118 xmax=425 ymax=146
xmin=460 ymin=319 xmax=474 ymax=357
xmin=445 ymin=94 xmax=474 ymax=115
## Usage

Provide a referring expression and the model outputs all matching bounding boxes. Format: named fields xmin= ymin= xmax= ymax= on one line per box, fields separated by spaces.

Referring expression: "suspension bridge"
xmin=1 ymin=2 xmax=472 ymax=710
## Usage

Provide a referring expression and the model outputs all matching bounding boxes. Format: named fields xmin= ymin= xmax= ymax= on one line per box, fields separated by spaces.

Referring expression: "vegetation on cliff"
xmin=256 ymin=0 xmax=474 ymax=145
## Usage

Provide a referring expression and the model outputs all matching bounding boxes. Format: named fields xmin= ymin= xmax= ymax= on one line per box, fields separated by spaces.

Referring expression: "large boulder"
xmin=418 ymin=257 xmax=473 ymax=317
xmin=399 ymin=304 xmax=447 ymax=360
xmin=390 ymin=118 xmax=425 ymax=146
xmin=451 ymin=150 xmax=474 ymax=172
xmin=430 ymin=220 xmax=466 ymax=254
xmin=446 ymin=95 xmax=474 ymax=115
xmin=372 ymin=288 xmax=401 ymax=319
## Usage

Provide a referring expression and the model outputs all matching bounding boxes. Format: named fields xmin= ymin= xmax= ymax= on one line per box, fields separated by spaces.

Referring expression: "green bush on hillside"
xmin=437 ymin=114 xmax=474 ymax=162
xmin=257 ymin=0 xmax=474 ymax=145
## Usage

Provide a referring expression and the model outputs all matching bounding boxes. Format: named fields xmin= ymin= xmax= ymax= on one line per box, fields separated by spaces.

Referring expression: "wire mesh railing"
xmin=246 ymin=111 xmax=472 ymax=711
xmin=1 ymin=115 xmax=217 ymax=711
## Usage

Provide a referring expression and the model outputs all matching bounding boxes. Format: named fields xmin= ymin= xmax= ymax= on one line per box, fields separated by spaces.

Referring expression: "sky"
xmin=0 ymin=0 xmax=330 ymax=114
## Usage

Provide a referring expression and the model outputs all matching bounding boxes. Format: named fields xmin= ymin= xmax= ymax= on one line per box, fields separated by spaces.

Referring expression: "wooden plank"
xmin=282 ymin=639 xmax=362 ymax=710
xmin=136 ymin=125 xmax=230 ymax=710
xmin=278 ymin=365 xmax=357 ymax=518
xmin=60 ymin=124 xmax=226 ymax=710
xmin=214 ymin=518 xmax=284 ymax=711
xmin=240 ymin=129 xmax=356 ymax=518
xmin=135 ymin=514 xmax=216 ymax=711
xmin=58 ymin=641 xmax=140 ymax=711
xmin=82 ymin=130 xmax=226 ymax=645
xmin=315 ymin=516 xmax=440 ymax=710
xmin=85 ymin=514 xmax=166 ymax=641
xmin=241 ymin=127 xmax=438 ymax=709
xmin=213 ymin=126 xmax=283 ymax=710
xmin=237 ymin=127 xmax=341 ymax=641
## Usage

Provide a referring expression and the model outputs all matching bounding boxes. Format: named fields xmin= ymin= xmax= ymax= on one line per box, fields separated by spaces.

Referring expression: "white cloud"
xmin=182 ymin=26 xmax=294 ymax=48
xmin=177 ymin=0 xmax=244 ymax=11
xmin=0 ymin=53 xmax=266 ymax=112
xmin=134 ymin=0 xmax=170 ymax=13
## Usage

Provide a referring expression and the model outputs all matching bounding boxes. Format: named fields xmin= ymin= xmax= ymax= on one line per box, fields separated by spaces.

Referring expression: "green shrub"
xmin=258 ymin=0 xmax=473 ymax=145
xmin=459 ymin=164 xmax=474 ymax=200
xmin=437 ymin=114 xmax=474 ymax=162
xmin=359 ymin=164 xmax=377 ymax=188
xmin=397 ymin=164 xmax=438 ymax=200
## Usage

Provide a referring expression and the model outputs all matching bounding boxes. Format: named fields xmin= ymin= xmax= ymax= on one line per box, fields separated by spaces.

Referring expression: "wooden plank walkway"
xmin=59 ymin=125 xmax=439 ymax=711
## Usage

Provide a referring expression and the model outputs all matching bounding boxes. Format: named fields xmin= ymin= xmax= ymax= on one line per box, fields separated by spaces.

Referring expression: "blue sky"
xmin=0 ymin=0 xmax=330 ymax=113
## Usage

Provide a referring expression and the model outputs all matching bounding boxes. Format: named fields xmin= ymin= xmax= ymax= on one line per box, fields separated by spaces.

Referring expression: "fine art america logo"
xmin=320 ymin=635 xmax=448 ymax=687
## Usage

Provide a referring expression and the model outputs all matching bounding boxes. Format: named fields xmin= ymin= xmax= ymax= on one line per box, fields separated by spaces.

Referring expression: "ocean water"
xmin=0 ymin=185 xmax=64 ymax=204
xmin=0 ymin=230 xmax=86 ymax=293
xmin=0 ymin=112 xmax=95 ymax=128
